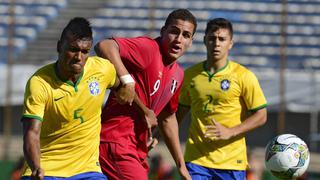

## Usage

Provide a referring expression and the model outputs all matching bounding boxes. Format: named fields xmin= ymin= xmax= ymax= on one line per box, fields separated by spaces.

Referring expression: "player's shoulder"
xmin=117 ymin=36 xmax=159 ymax=54
xmin=32 ymin=63 xmax=55 ymax=79
xmin=229 ymin=60 xmax=253 ymax=74
xmin=230 ymin=61 xmax=258 ymax=82
xmin=87 ymin=56 xmax=114 ymax=67
xmin=183 ymin=61 xmax=205 ymax=82
xmin=122 ymin=36 xmax=156 ymax=45
xmin=87 ymin=56 xmax=116 ymax=77
xmin=27 ymin=63 xmax=55 ymax=87
xmin=185 ymin=61 xmax=205 ymax=74
xmin=137 ymin=36 xmax=158 ymax=47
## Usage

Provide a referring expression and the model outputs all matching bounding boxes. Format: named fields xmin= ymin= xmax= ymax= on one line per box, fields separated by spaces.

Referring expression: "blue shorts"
xmin=21 ymin=172 xmax=107 ymax=180
xmin=186 ymin=162 xmax=246 ymax=180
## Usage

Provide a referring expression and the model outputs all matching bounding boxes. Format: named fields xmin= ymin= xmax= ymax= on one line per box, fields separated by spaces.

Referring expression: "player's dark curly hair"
xmin=205 ymin=18 xmax=233 ymax=39
xmin=59 ymin=17 xmax=93 ymax=41
xmin=164 ymin=9 xmax=197 ymax=35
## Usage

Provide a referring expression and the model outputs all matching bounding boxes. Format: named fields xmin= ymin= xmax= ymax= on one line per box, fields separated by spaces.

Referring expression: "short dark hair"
xmin=205 ymin=18 xmax=233 ymax=39
xmin=164 ymin=9 xmax=197 ymax=35
xmin=59 ymin=17 xmax=93 ymax=41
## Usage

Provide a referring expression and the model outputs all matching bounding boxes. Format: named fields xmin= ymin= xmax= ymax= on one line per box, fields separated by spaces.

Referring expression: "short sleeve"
xmin=22 ymin=76 xmax=48 ymax=121
xmin=240 ymin=71 xmax=267 ymax=111
xmin=92 ymin=56 xmax=117 ymax=89
xmin=106 ymin=62 xmax=117 ymax=89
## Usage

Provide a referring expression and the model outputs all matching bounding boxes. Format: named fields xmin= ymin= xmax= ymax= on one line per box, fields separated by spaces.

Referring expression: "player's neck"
xmin=206 ymin=58 xmax=227 ymax=74
xmin=56 ymin=61 xmax=80 ymax=84
xmin=162 ymin=56 xmax=176 ymax=66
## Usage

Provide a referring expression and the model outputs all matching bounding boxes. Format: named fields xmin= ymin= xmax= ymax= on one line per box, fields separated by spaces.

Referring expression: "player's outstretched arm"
xmin=95 ymin=39 xmax=135 ymax=105
xmin=22 ymin=117 xmax=44 ymax=180
xmin=232 ymin=107 xmax=267 ymax=136
xmin=158 ymin=111 xmax=191 ymax=180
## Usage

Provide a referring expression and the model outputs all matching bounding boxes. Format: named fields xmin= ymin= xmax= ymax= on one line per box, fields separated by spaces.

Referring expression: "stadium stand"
xmin=90 ymin=0 xmax=320 ymax=69
xmin=0 ymin=0 xmax=67 ymax=63
xmin=13 ymin=0 xmax=108 ymax=64
xmin=1 ymin=0 xmax=319 ymax=69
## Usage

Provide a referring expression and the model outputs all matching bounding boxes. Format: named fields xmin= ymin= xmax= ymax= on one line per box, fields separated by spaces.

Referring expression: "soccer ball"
xmin=265 ymin=134 xmax=310 ymax=179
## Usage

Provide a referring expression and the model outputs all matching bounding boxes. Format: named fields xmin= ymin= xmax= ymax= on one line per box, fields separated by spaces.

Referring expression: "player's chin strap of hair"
xmin=120 ymin=74 xmax=135 ymax=84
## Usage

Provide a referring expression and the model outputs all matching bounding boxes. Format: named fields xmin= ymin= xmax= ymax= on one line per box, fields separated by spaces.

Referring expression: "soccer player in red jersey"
xmin=95 ymin=9 xmax=197 ymax=180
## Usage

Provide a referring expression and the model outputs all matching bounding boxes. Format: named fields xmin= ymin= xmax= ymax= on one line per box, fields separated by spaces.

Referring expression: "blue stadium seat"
xmin=0 ymin=36 xmax=27 ymax=62
xmin=89 ymin=0 xmax=320 ymax=69
xmin=0 ymin=0 xmax=67 ymax=63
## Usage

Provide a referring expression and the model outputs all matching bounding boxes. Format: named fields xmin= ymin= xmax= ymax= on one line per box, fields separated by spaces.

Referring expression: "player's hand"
xmin=204 ymin=119 xmax=233 ymax=140
xmin=178 ymin=166 xmax=192 ymax=180
xmin=31 ymin=167 xmax=44 ymax=180
xmin=144 ymin=108 xmax=158 ymax=131
xmin=114 ymin=83 xmax=135 ymax=105
xmin=147 ymin=137 xmax=158 ymax=151
xmin=145 ymin=109 xmax=158 ymax=151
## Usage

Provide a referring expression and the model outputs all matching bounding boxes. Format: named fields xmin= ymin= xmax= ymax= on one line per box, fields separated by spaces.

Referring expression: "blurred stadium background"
xmin=1 ymin=0 xmax=320 ymax=179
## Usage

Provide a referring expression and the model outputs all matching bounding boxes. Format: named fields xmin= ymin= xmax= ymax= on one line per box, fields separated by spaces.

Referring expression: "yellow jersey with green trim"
xmin=179 ymin=60 xmax=267 ymax=170
xmin=21 ymin=56 xmax=116 ymax=177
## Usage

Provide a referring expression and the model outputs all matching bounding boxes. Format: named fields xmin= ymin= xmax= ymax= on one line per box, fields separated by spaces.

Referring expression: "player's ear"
xmin=229 ymin=39 xmax=234 ymax=50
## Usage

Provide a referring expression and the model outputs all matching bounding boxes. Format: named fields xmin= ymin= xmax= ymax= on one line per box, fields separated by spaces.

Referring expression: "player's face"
xmin=204 ymin=28 xmax=233 ymax=62
xmin=160 ymin=19 xmax=194 ymax=63
xmin=58 ymin=36 xmax=92 ymax=76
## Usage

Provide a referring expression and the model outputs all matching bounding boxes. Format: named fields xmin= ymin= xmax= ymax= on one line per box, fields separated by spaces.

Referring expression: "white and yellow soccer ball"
xmin=265 ymin=134 xmax=310 ymax=179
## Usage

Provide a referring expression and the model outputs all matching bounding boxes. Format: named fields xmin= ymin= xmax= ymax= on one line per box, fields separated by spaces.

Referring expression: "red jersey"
xmin=100 ymin=36 xmax=184 ymax=158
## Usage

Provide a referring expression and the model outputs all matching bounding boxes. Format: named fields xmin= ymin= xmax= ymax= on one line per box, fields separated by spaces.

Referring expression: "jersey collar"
xmin=203 ymin=60 xmax=229 ymax=77
xmin=54 ymin=61 xmax=84 ymax=92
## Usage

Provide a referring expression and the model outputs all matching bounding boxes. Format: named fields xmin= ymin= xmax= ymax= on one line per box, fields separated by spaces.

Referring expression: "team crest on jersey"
xmin=88 ymin=80 xmax=100 ymax=96
xmin=88 ymin=78 xmax=100 ymax=96
xmin=170 ymin=79 xmax=178 ymax=93
xmin=220 ymin=79 xmax=230 ymax=91
xmin=87 ymin=76 xmax=101 ymax=96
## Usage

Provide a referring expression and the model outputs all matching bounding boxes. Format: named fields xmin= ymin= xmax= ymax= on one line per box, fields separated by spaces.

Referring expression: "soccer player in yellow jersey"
xmin=177 ymin=18 xmax=267 ymax=179
xmin=20 ymin=17 xmax=128 ymax=180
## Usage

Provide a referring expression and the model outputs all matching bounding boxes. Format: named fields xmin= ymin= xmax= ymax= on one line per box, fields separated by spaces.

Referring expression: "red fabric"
xmin=99 ymin=139 xmax=149 ymax=180
xmin=100 ymin=36 xmax=184 ymax=165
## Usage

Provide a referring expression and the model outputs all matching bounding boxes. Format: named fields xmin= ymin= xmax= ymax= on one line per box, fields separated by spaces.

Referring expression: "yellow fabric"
xmin=180 ymin=60 xmax=267 ymax=170
xmin=22 ymin=56 xmax=116 ymax=177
